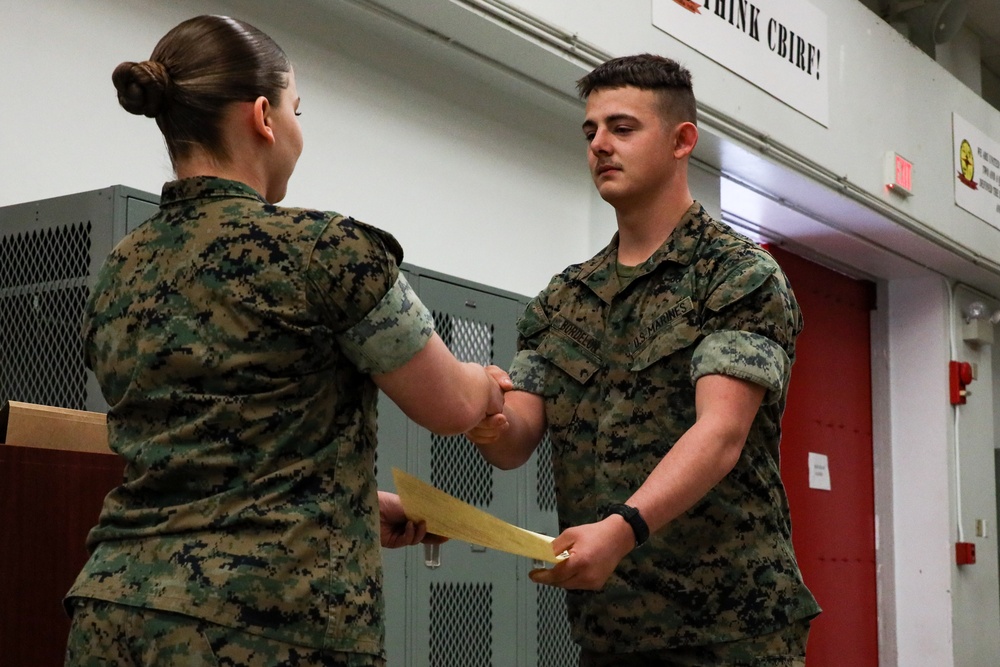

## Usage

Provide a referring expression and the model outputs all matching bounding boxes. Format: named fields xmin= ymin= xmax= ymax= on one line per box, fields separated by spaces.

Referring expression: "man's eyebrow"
xmin=581 ymin=113 xmax=641 ymax=131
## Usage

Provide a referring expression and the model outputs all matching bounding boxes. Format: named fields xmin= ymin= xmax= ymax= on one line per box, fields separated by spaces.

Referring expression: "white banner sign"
xmin=953 ymin=113 xmax=1000 ymax=230
xmin=651 ymin=0 xmax=829 ymax=126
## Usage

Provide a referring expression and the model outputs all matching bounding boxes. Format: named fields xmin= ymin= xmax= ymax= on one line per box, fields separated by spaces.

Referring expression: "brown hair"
xmin=576 ymin=53 xmax=696 ymax=126
xmin=112 ymin=15 xmax=291 ymax=166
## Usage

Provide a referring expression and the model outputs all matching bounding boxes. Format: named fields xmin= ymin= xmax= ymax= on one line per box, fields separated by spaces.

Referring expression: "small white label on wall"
xmin=808 ymin=452 xmax=831 ymax=491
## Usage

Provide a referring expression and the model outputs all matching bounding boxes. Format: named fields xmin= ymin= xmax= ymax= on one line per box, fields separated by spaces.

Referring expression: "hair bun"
xmin=112 ymin=60 xmax=170 ymax=118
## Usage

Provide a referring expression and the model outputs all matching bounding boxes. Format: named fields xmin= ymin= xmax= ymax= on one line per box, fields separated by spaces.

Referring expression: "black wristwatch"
xmin=604 ymin=503 xmax=649 ymax=547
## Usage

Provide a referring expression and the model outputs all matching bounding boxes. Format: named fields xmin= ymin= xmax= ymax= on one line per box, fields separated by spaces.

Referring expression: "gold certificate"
xmin=393 ymin=467 xmax=567 ymax=563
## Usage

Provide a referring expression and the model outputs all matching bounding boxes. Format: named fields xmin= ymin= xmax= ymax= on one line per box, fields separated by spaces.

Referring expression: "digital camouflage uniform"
xmin=508 ymin=202 xmax=820 ymax=654
xmin=66 ymin=177 xmax=434 ymax=658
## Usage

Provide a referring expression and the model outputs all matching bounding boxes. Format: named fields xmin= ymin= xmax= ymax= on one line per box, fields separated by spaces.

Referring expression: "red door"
xmin=770 ymin=247 xmax=878 ymax=666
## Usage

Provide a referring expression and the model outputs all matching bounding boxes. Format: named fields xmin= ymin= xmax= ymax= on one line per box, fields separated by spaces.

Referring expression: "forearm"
xmin=624 ymin=419 xmax=745 ymax=534
xmin=468 ymin=390 xmax=546 ymax=470
xmin=374 ymin=334 xmax=507 ymax=436
xmin=443 ymin=360 xmax=502 ymax=432
xmin=623 ymin=374 xmax=765 ymax=538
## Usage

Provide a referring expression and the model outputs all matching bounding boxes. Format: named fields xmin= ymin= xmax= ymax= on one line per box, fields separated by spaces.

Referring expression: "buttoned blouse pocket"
xmin=536 ymin=330 xmax=602 ymax=385
xmin=533 ymin=325 xmax=602 ymax=431
xmin=630 ymin=306 xmax=701 ymax=372
xmin=628 ymin=307 xmax=701 ymax=441
xmin=513 ymin=297 xmax=604 ymax=433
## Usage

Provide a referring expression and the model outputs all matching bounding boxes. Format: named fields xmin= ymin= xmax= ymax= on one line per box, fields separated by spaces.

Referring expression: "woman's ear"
xmin=252 ymin=96 xmax=275 ymax=144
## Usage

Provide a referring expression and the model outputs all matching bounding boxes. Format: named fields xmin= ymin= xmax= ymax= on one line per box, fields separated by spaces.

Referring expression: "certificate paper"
xmin=393 ymin=467 xmax=566 ymax=563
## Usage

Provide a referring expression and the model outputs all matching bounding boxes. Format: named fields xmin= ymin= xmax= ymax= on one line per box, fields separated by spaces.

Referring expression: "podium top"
xmin=0 ymin=401 xmax=110 ymax=454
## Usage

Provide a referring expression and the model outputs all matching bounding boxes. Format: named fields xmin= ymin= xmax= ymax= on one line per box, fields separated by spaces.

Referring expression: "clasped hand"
xmin=528 ymin=516 xmax=636 ymax=591
xmin=482 ymin=364 xmax=513 ymax=418
xmin=378 ymin=491 xmax=447 ymax=548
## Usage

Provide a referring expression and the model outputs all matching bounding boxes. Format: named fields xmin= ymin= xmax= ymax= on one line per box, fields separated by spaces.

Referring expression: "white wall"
xmin=0 ymin=0 xmax=594 ymax=298
xmin=949 ymin=286 xmax=1000 ymax=667
xmin=5 ymin=0 xmax=1000 ymax=664
xmin=888 ymin=278 xmax=955 ymax=666
xmin=496 ymin=0 xmax=1000 ymax=280
xmin=883 ymin=278 xmax=1000 ymax=667
xmin=7 ymin=0 xmax=1000 ymax=293
xmin=870 ymin=279 xmax=897 ymax=667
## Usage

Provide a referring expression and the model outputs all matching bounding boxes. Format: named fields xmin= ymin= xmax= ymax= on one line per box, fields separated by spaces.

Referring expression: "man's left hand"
xmin=528 ymin=516 xmax=635 ymax=590
xmin=379 ymin=491 xmax=447 ymax=549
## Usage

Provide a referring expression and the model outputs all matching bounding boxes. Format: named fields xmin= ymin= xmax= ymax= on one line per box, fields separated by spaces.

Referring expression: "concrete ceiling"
xmin=877 ymin=0 xmax=1000 ymax=83
xmin=966 ymin=0 xmax=1000 ymax=81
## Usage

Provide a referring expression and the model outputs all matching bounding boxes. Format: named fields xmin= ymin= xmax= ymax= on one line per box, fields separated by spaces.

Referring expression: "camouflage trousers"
xmin=579 ymin=619 xmax=810 ymax=667
xmin=65 ymin=598 xmax=385 ymax=667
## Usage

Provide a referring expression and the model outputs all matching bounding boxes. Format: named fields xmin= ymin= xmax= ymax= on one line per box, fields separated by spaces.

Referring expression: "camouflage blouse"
xmin=67 ymin=177 xmax=433 ymax=655
xmin=509 ymin=202 xmax=820 ymax=651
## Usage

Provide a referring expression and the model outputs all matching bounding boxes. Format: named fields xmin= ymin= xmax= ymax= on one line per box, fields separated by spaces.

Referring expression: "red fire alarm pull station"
xmin=949 ymin=361 xmax=974 ymax=405
xmin=956 ymin=542 xmax=976 ymax=566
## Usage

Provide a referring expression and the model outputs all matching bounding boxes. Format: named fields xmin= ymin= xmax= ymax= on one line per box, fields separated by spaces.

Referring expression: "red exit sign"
xmin=886 ymin=152 xmax=913 ymax=197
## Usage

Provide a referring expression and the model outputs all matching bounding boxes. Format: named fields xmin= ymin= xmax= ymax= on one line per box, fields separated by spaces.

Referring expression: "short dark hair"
xmin=112 ymin=15 xmax=292 ymax=167
xmin=576 ymin=53 xmax=696 ymax=125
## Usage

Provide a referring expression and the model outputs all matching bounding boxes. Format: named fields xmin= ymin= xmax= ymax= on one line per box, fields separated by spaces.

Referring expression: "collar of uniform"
xmin=159 ymin=176 xmax=268 ymax=208
xmin=573 ymin=201 xmax=707 ymax=303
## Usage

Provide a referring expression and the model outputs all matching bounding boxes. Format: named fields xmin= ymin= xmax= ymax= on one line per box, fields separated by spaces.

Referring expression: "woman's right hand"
xmin=482 ymin=364 xmax=513 ymax=416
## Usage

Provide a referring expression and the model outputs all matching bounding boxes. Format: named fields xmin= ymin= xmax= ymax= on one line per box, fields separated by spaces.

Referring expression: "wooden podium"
xmin=0 ymin=402 xmax=124 ymax=667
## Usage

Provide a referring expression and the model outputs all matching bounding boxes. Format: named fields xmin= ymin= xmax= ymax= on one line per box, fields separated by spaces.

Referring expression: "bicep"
xmin=693 ymin=373 xmax=766 ymax=442
xmin=307 ymin=217 xmax=401 ymax=331
xmin=704 ymin=262 xmax=801 ymax=349
xmin=695 ymin=265 xmax=800 ymax=405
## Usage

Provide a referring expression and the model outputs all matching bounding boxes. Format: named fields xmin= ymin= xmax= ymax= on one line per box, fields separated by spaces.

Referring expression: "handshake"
xmin=472 ymin=364 xmax=516 ymax=446
xmin=379 ymin=363 xmax=516 ymax=549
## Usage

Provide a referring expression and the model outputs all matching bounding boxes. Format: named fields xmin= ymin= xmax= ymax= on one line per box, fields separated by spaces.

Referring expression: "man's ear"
xmin=673 ymin=121 xmax=698 ymax=159
xmin=252 ymin=96 xmax=275 ymax=144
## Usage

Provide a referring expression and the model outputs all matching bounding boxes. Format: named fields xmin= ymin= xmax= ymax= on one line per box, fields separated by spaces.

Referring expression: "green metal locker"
xmin=377 ymin=265 xmax=579 ymax=667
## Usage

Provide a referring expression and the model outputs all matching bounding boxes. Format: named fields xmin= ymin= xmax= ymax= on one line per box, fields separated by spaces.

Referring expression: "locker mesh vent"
xmin=535 ymin=432 xmax=556 ymax=512
xmin=433 ymin=310 xmax=494 ymax=365
xmin=537 ymin=585 xmax=579 ymax=667
xmin=430 ymin=582 xmax=492 ymax=667
xmin=430 ymin=310 xmax=495 ymax=507
xmin=431 ymin=431 xmax=493 ymax=507
xmin=0 ymin=222 xmax=91 ymax=409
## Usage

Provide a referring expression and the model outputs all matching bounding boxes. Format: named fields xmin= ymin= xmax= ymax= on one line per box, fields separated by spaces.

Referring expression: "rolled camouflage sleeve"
xmin=690 ymin=330 xmax=790 ymax=404
xmin=508 ymin=349 xmax=548 ymax=395
xmin=507 ymin=296 xmax=555 ymax=396
xmin=336 ymin=274 xmax=434 ymax=374
xmin=693 ymin=252 xmax=801 ymax=404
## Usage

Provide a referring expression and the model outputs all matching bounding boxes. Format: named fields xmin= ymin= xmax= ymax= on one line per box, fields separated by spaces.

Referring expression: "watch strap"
xmin=604 ymin=503 xmax=649 ymax=547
